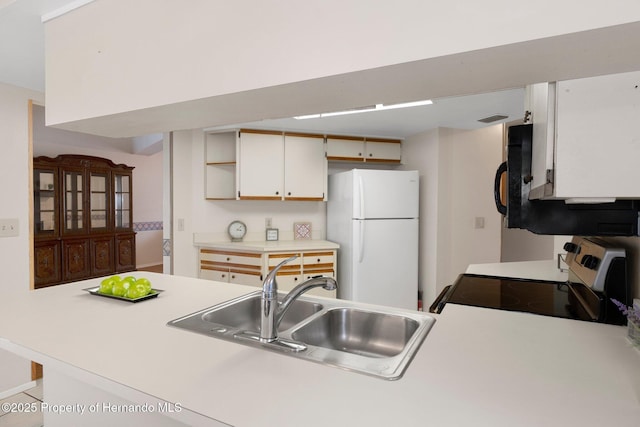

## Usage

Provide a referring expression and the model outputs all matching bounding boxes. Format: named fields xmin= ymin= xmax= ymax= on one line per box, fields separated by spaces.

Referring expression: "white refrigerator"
xmin=327 ymin=169 xmax=419 ymax=310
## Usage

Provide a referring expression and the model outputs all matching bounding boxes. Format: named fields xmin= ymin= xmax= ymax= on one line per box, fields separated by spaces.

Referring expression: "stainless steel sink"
xmin=168 ymin=291 xmax=436 ymax=380
xmin=291 ymin=308 xmax=420 ymax=358
xmin=169 ymin=292 xmax=323 ymax=336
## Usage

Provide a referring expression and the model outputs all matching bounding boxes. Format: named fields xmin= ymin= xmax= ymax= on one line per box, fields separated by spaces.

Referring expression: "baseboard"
xmin=136 ymin=262 xmax=163 ymax=269
xmin=0 ymin=380 xmax=37 ymax=400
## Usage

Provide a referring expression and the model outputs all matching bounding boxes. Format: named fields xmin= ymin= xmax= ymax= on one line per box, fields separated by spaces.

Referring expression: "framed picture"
xmin=265 ymin=228 xmax=279 ymax=241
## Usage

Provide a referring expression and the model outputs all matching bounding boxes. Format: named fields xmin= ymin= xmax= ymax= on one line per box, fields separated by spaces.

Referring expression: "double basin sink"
xmin=168 ymin=291 xmax=436 ymax=380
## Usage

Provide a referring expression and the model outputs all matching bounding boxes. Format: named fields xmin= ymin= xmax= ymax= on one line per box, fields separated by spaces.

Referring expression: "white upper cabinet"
xmin=283 ymin=133 xmax=327 ymax=201
xmin=525 ymin=82 xmax=556 ymax=199
xmin=238 ymin=130 xmax=284 ymax=200
xmin=326 ymin=136 xmax=402 ymax=163
xmin=364 ymin=137 xmax=402 ymax=163
xmin=527 ymin=71 xmax=640 ymax=201
xmin=235 ymin=130 xmax=327 ymax=201
xmin=326 ymin=136 xmax=365 ymax=162
xmin=205 ymin=129 xmax=398 ymax=202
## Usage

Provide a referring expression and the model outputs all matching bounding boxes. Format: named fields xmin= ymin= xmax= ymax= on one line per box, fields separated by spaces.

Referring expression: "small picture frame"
xmin=294 ymin=222 xmax=312 ymax=240
xmin=265 ymin=228 xmax=279 ymax=241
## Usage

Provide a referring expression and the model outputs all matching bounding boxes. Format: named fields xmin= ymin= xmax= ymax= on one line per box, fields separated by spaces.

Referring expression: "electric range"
xmin=429 ymin=237 xmax=630 ymax=325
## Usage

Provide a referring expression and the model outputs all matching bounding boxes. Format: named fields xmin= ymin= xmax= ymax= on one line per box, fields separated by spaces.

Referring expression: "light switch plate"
xmin=0 ymin=218 xmax=19 ymax=237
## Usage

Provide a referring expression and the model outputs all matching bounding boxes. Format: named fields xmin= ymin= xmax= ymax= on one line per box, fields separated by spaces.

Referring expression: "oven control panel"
xmin=564 ymin=237 xmax=625 ymax=292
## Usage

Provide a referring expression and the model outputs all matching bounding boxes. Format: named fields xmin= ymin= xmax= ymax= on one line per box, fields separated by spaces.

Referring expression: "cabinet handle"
xmin=226 ymin=257 xmax=230 ymax=261
xmin=231 ymin=275 xmax=235 ymax=279
xmin=288 ymin=192 xmax=291 ymax=196
xmin=369 ymin=153 xmax=373 ymax=157
xmin=222 ymin=274 xmax=226 ymax=278
xmin=317 ymin=258 xmax=321 ymax=262
xmin=358 ymin=152 xmax=362 ymax=156
xmin=275 ymin=191 xmax=279 ymax=195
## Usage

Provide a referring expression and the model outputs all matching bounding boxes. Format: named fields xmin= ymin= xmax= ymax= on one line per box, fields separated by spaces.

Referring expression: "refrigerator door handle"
xmin=358 ymin=220 xmax=365 ymax=263
xmin=357 ymin=175 xmax=365 ymax=219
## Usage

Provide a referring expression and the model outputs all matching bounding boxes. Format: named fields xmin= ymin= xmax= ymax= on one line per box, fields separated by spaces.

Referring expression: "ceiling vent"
xmin=477 ymin=114 xmax=509 ymax=123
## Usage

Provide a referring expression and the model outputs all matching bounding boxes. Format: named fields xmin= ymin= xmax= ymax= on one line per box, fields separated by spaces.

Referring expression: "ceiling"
xmin=1 ymin=0 xmax=524 ymax=141
xmin=212 ymin=89 xmax=524 ymax=139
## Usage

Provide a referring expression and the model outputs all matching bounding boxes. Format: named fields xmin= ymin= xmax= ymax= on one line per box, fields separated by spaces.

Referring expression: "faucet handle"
xmin=263 ymin=255 xmax=298 ymax=296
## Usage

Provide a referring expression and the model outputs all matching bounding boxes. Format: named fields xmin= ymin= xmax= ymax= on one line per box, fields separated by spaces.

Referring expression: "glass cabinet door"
xmin=34 ymin=169 xmax=57 ymax=236
xmin=90 ymin=172 xmax=109 ymax=231
xmin=63 ymin=170 xmax=84 ymax=233
xmin=114 ymin=174 xmax=132 ymax=229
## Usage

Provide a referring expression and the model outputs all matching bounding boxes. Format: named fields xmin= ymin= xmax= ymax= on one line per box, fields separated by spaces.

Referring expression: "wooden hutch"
xmin=33 ymin=155 xmax=136 ymax=288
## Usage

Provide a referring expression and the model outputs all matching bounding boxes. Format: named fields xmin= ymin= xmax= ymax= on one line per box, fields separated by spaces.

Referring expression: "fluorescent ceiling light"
xmin=294 ymin=99 xmax=432 ymax=119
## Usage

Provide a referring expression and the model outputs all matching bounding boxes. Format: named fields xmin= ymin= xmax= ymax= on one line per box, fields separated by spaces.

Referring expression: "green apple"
xmin=111 ymin=281 xmax=126 ymax=297
xmin=98 ymin=277 xmax=116 ymax=295
xmin=121 ymin=276 xmax=136 ymax=290
xmin=134 ymin=278 xmax=152 ymax=296
xmin=125 ymin=286 xmax=142 ymax=299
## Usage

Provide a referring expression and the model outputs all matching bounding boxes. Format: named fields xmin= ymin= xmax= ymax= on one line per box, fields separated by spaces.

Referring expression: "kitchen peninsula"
xmin=1 ymin=272 xmax=639 ymax=426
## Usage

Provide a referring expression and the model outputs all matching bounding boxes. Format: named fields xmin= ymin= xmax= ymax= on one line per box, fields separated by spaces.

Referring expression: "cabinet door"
xmin=526 ymin=82 xmax=556 ymax=199
xmin=91 ymin=237 xmax=114 ymax=276
xmin=33 ymin=168 xmax=58 ymax=237
xmin=34 ymin=241 xmax=62 ymax=288
xmin=284 ymin=134 xmax=326 ymax=201
xmin=365 ymin=138 xmax=402 ymax=163
xmin=238 ymin=130 xmax=283 ymax=200
xmin=554 ymin=71 xmax=640 ymax=199
xmin=115 ymin=233 xmax=136 ymax=272
xmin=62 ymin=239 xmax=90 ymax=282
xmin=90 ymin=171 xmax=110 ymax=232
xmin=114 ymin=173 xmax=132 ymax=229
xmin=326 ymin=136 xmax=365 ymax=161
xmin=62 ymin=168 xmax=86 ymax=235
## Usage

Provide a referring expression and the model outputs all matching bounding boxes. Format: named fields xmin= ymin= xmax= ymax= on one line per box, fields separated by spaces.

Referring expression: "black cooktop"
xmin=436 ymin=274 xmax=577 ymax=319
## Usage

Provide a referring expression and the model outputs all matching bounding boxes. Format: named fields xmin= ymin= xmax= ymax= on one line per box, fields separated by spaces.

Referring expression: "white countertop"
xmin=466 ymin=259 xmax=569 ymax=282
xmin=1 ymin=272 xmax=639 ymax=426
xmin=193 ymin=238 xmax=339 ymax=253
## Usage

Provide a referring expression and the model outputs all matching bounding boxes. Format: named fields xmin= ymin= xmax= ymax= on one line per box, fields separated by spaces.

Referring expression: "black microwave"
xmin=494 ymin=124 xmax=640 ymax=236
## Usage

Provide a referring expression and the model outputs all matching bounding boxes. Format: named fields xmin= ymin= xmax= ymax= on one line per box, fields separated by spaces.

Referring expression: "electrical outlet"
xmin=474 ymin=217 xmax=485 ymax=229
xmin=0 ymin=219 xmax=19 ymax=237
xmin=177 ymin=218 xmax=184 ymax=232
xmin=265 ymin=217 xmax=272 ymax=228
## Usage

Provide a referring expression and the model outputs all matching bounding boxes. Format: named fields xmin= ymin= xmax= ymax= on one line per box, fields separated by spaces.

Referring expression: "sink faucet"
xmin=260 ymin=255 xmax=337 ymax=343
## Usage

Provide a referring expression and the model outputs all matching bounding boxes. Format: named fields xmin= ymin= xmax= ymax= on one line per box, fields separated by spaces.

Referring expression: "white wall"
xmin=501 ymin=229 xmax=554 ymax=262
xmin=44 ymin=1 xmax=640 ymax=137
xmin=32 ymin=104 xmax=163 ymax=268
xmin=403 ymin=126 xmax=503 ymax=306
xmin=0 ymin=83 xmax=44 ymax=393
